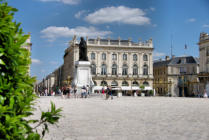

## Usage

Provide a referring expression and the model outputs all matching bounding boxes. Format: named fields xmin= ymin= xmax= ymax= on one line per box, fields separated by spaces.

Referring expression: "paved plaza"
xmin=34 ymin=96 xmax=209 ymax=140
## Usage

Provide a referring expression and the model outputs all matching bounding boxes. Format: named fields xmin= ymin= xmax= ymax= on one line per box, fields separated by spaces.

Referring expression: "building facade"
xmin=63 ymin=36 xmax=154 ymax=95
xmin=198 ymin=32 xmax=209 ymax=94
xmin=154 ymin=56 xmax=199 ymax=97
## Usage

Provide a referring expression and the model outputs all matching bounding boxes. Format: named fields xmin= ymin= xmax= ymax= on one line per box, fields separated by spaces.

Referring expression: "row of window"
xmin=91 ymin=53 xmax=148 ymax=61
xmin=96 ymin=80 xmax=149 ymax=86
xmin=91 ymin=64 xmax=148 ymax=75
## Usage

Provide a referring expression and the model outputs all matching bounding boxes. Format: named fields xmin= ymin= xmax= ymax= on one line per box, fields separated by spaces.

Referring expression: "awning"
xmin=112 ymin=87 xmax=121 ymax=90
xmin=121 ymin=86 xmax=132 ymax=90
xmin=92 ymin=86 xmax=107 ymax=90
xmin=144 ymin=86 xmax=152 ymax=90
xmin=132 ymin=86 xmax=140 ymax=90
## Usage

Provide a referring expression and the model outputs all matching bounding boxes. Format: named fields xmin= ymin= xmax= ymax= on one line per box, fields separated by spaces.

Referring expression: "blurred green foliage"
xmin=0 ymin=1 xmax=62 ymax=139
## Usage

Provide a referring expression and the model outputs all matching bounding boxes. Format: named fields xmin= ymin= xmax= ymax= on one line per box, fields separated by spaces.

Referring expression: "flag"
xmin=184 ymin=44 xmax=187 ymax=49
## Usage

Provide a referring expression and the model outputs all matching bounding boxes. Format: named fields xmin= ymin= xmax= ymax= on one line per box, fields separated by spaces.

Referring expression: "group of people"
xmin=101 ymin=86 xmax=113 ymax=100
xmin=60 ymin=85 xmax=90 ymax=99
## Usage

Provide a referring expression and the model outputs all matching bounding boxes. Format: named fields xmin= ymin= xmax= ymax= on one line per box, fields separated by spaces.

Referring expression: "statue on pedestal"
xmin=79 ymin=37 xmax=88 ymax=61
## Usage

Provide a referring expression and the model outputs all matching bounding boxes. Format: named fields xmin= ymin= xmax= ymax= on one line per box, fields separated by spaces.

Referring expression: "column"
xmin=139 ymin=53 xmax=143 ymax=75
xmin=96 ymin=52 xmax=100 ymax=75
xmin=118 ymin=52 xmax=122 ymax=75
xmin=149 ymin=53 xmax=153 ymax=76
xmin=128 ymin=52 xmax=132 ymax=76
xmin=107 ymin=52 xmax=111 ymax=76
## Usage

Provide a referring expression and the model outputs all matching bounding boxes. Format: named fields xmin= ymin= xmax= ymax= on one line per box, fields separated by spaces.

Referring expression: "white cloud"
xmin=75 ymin=10 xmax=86 ymax=19
xmin=153 ymin=51 xmax=166 ymax=59
xmin=32 ymin=59 xmax=41 ymax=64
xmin=203 ymin=24 xmax=209 ymax=28
xmin=41 ymin=69 xmax=46 ymax=73
xmin=41 ymin=26 xmax=112 ymax=41
xmin=187 ymin=18 xmax=196 ymax=22
xmin=149 ymin=7 xmax=155 ymax=11
xmin=50 ymin=61 xmax=59 ymax=65
xmin=85 ymin=6 xmax=151 ymax=25
xmin=40 ymin=0 xmax=80 ymax=5
xmin=152 ymin=24 xmax=157 ymax=27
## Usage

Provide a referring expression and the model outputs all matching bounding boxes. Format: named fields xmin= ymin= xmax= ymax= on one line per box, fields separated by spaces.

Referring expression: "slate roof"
xmin=153 ymin=56 xmax=199 ymax=67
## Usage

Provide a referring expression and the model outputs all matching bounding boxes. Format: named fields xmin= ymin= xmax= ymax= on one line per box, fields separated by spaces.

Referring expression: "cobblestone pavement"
xmin=33 ymin=96 xmax=209 ymax=140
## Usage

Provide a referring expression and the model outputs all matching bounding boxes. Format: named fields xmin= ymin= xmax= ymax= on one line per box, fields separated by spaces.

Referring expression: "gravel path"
xmin=33 ymin=96 xmax=209 ymax=140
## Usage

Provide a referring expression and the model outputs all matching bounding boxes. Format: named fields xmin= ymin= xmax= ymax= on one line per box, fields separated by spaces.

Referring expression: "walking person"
xmin=106 ymin=86 xmax=110 ymax=100
xmin=67 ymin=85 xmax=71 ymax=98
xmin=86 ymin=85 xmax=90 ymax=97
xmin=73 ymin=86 xmax=78 ymax=98
xmin=44 ymin=88 xmax=48 ymax=96
xmin=81 ymin=85 xmax=86 ymax=98
xmin=101 ymin=88 xmax=105 ymax=98
xmin=60 ymin=87 xmax=65 ymax=99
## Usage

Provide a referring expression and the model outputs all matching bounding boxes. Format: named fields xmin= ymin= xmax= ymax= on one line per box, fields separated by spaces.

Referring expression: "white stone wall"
xmin=64 ymin=37 xmax=154 ymax=88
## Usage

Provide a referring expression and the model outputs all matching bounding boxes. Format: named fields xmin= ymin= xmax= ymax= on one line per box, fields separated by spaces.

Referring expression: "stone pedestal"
xmin=72 ymin=61 xmax=94 ymax=93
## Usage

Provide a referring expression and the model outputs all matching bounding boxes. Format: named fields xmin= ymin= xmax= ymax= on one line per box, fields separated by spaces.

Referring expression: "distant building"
xmin=37 ymin=36 xmax=154 ymax=95
xmin=198 ymin=32 xmax=209 ymax=94
xmin=153 ymin=56 xmax=199 ymax=97
xmin=63 ymin=36 xmax=154 ymax=95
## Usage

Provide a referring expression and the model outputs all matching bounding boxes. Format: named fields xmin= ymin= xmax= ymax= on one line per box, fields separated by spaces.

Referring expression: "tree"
xmin=0 ymin=1 xmax=62 ymax=139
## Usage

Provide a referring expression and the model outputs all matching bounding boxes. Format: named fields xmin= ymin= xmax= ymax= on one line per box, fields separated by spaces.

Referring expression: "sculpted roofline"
xmin=69 ymin=35 xmax=153 ymax=48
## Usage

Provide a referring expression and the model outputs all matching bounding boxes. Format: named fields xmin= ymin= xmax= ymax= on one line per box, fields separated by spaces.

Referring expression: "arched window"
xmin=102 ymin=53 xmax=106 ymax=60
xmin=93 ymin=81 xmax=97 ymax=86
xmin=143 ymin=54 xmax=148 ymax=61
xmin=101 ymin=64 xmax=107 ymax=75
xmin=112 ymin=53 xmax=117 ymax=60
xmin=133 ymin=64 xmax=138 ymax=75
xmin=143 ymin=64 xmax=148 ymax=75
xmin=91 ymin=53 xmax=95 ymax=60
xmin=133 ymin=54 xmax=137 ymax=61
xmin=122 ymin=81 xmax=129 ymax=86
xmin=122 ymin=64 xmax=128 ymax=75
xmin=143 ymin=81 xmax=149 ymax=86
xmin=111 ymin=81 xmax=118 ymax=86
xmin=91 ymin=64 xmax=96 ymax=75
xmin=112 ymin=64 xmax=117 ymax=75
xmin=123 ymin=54 xmax=127 ymax=60
xmin=132 ymin=81 xmax=139 ymax=86
xmin=101 ymin=81 xmax=108 ymax=86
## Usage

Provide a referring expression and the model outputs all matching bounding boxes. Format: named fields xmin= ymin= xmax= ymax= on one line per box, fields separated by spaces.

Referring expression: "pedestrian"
xmin=81 ymin=85 xmax=86 ymax=98
xmin=106 ymin=86 xmax=110 ymax=100
xmin=67 ymin=85 xmax=71 ymax=98
xmin=110 ymin=87 xmax=113 ymax=100
xmin=86 ymin=85 xmax=90 ymax=97
xmin=63 ymin=86 xmax=67 ymax=98
xmin=74 ymin=86 xmax=78 ymax=98
xmin=101 ymin=88 xmax=105 ymax=98
xmin=44 ymin=88 xmax=48 ymax=96
xmin=60 ymin=87 xmax=65 ymax=99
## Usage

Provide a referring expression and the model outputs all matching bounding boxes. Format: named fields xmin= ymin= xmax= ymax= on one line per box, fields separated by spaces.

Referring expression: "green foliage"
xmin=0 ymin=1 xmax=62 ymax=139
xmin=140 ymin=85 xmax=145 ymax=90
xmin=149 ymin=90 xmax=153 ymax=96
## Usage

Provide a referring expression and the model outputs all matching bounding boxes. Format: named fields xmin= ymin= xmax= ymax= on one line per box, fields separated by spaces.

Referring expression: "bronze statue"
xmin=79 ymin=37 xmax=88 ymax=61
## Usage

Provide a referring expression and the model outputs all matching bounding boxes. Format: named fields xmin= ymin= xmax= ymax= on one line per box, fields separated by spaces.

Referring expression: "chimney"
xmin=165 ymin=56 xmax=170 ymax=61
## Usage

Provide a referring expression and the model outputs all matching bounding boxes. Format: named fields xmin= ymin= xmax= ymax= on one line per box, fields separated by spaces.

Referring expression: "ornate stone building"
xmin=63 ymin=36 xmax=154 ymax=95
xmin=154 ymin=56 xmax=199 ymax=97
xmin=198 ymin=32 xmax=209 ymax=94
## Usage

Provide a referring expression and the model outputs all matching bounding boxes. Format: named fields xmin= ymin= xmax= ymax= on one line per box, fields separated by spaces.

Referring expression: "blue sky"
xmin=8 ymin=0 xmax=209 ymax=81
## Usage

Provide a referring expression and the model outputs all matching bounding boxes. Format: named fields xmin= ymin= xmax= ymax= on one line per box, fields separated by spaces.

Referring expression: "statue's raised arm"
xmin=79 ymin=37 xmax=88 ymax=61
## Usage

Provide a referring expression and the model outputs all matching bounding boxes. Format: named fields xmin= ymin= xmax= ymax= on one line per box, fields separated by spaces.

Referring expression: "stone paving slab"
xmin=33 ymin=96 xmax=209 ymax=140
